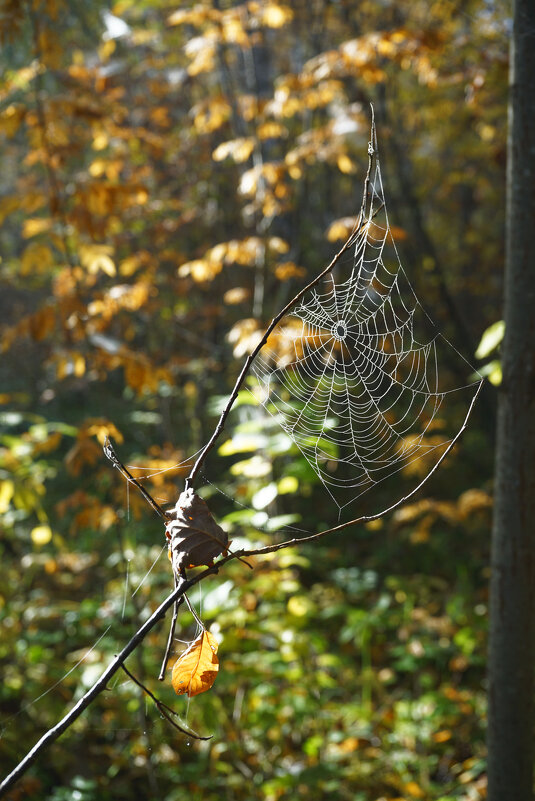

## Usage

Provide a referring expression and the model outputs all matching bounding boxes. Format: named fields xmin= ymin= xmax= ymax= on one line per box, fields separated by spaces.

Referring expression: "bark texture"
xmin=487 ymin=1 xmax=535 ymax=798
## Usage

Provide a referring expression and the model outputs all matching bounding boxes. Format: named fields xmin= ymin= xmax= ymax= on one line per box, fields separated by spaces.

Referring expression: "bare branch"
xmin=0 ymin=378 xmax=483 ymax=798
xmin=120 ymin=663 xmax=211 ymax=741
xmin=158 ymin=576 xmax=181 ymax=680
xmin=0 ymin=573 xmax=194 ymax=798
xmin=104 ymin=437 xmax=170 ymax=521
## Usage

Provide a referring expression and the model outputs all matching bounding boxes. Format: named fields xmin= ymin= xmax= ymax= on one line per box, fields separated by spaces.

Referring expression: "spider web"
xmin=252 ymin=123 xmax=481 ymax=512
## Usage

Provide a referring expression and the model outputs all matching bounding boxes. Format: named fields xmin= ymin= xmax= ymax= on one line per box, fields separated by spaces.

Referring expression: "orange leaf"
xmin=171 ymin=630 xmax=219 ymax=697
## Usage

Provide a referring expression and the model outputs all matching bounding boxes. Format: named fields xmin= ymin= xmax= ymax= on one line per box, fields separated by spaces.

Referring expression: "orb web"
xmin=252 ymin=123 xmax=481 ymax=511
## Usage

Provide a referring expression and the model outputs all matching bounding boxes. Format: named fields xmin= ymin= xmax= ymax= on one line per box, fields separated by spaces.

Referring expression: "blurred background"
xmin=0 ymin=1 xmax=505 ymax=799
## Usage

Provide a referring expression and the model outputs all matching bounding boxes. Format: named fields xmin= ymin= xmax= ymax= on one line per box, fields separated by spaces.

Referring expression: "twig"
xmin=104 ymin=437 xmax=170 ymax=521
xmin=159 ymin=588 xmax=205 ymax=679
xmin=0 ymin=572 xmax=193 ymax=798
xmin=104 ymin=438 xmax=251 ymax=680
xmin=183 ymin=591 xmax=206 ymax=631
xmin=235 ymin=377 xmax=485 ymax=557
xmin=0 ymin=378 xmax=483 ymax=798
xmin=185 ymin=113 xmax=380 ymax=489
xmin=158 ymin=575 xmax=181 ymax=680
xmin=120 ymin=663 xmax=211 ymax=741
xmin=104 ymin=437 xmax=253 ymax=573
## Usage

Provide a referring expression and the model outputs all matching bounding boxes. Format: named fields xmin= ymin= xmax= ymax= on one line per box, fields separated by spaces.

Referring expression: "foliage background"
xmin=0 ymin=1 xmax=505 ymax=799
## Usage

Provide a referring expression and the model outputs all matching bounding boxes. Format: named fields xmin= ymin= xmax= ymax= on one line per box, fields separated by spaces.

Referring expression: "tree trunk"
xmin=487 ymin=1 xmax=535 ymax=799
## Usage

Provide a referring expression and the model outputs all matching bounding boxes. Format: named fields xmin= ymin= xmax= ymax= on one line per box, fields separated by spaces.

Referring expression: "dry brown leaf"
xmin=171 ymin=630 xmax=219 ymax=697
xmin=166 ymin=488 xmax=229 ymax=572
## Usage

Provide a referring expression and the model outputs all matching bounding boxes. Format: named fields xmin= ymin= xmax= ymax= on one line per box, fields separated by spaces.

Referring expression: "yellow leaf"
xmin=219 ymin=435 xmax=260 ymax=456
xmin=223 ymin=287 xmax=250 ymax=305
xmin=98 ymin=39 xmax=116 ymax=62
xmin=326 ymin=216 xmax=358 ymax=242
xmin=21 ymin=243 xmax=54 ymax=275
xmin=222 ymin=16 xmax=249 ymax=45
xmin=277 ymin=475 xmax=298 ymax=494
xmin=23 ymin=218 xmax=53 ymax=238
xmin=0 ymin=480 xmax=14 ymax=513
xmin=404 ymin=780 xmax=425 ymax=798
xmin=337 ymin=154 xmax=357 ymax=174
xmin=79 ymin=244 xmax=116 ymax=276
xmin=227 ymin=318 xmax=262 ymax=357
xmin=0 ymin=104 xmax=26 ymax=138
xmin=119 ymin=255 xmax=141 ymax=276
xmin=93 ymin=131 xmax=109 ymax=151
xmin=171 ymin=630 xmax=219 ymax=697
xmin=86 ymin=420 xmax=124 ymax=446
xmin=31 ymin=525 xmax=53 ymax=546
xmin=0 ymin=196 xmax=20 ymax=225
xmin=287 ymin=595 xmax=313 ymax=617
xmin=257 ymin=121 xmax=288 ymax=140
xmin=267 ymin=236 xmax=290 ymax=254
xmin=178 ymin=259 xmax=222 ymax=282
xmin=261 ymin=3 xmax=293 ymax=28
xmin=274 ymin=261 xmax=306 ymax=281
xmin=194 ymin=97 xmax=232 ymax=133
xmin=29 ymin=306 xmax=56 ymax=341
xmin=288 ymin=164 xmax=302 ymax=180
xmin=212 ymin=137 xmax=255 ymax=163
xmin=167 ymin=7 xmax=213 ymax=26
xmin=73 ymin=353 xmax=86 ymax=377
xmin=433 ymin=729 xmax=452 ymax=743
xmin=89 ymin=158 xmax=106 ymax=177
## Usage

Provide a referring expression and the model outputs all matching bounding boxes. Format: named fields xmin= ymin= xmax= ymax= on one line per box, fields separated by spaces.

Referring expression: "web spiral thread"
xmin=252 ymin=124 xmax=481 ymax=511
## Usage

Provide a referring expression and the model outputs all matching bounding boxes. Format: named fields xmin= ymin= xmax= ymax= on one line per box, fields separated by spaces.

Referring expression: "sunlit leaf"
xmin=475 ymin=320 xmax=504 ymax=359
xmin=227 ymin=318 xmax=263 ymax=357
xmin=267 ymin=236 xmax=289 ymax=254
xmin=31 ymin=525 xmax=53 ymax=546
xmin=219 ymin=433 xmax=266 ymax=456
xmin=337 ymin=154 xmax=356 ymax=174
xmin=223 ymin=287 xmax=250 ymax=305
xmin=478 ymin=359 xmax=502 ymax=386
xmin=251 ymin=482 xmax=277 ymax=510
xmin=326 ymin=216 xmax=358 ymax=241
xmin=212 ymin=137 xmax=255 ymax=163
xmin=257 ymin=121 xmax=288 ymax=140
xmin=277 ymin=475 xmax=298 ymax=494
xmin=178 ymin=259 xmax=223 ymax=282
xmin=261 ymin=3 xmax=294 ymax=29
xmin=23 ymin=218 xmax=53 ymax=238
xmin=230 ymin=454 xmax=272 ymax=478
xmin=79 ymin=244 xmax=116 ymax=276
xmin=0 ymin=479 xmax=14 ymax=513
xmin=171 ymin=630 xmax=219 ymax=697
xmin=274 ymin=261 xmax=306 ymax=281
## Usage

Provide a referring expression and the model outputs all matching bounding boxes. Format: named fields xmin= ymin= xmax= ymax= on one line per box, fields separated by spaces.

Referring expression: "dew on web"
xmin=252 ymin=118 xmax=482 ymax=512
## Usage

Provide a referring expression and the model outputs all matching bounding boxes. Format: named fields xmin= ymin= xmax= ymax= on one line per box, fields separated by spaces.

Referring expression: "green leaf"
xmin=475 ymin=320 xmax=504 ymax=358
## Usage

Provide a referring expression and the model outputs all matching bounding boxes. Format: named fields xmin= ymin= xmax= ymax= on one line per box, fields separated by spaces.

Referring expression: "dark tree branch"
xmin=0 ymin=376 xmax=483 ymax=799
xmin=0 ymin=573 xmax=190 ymax=798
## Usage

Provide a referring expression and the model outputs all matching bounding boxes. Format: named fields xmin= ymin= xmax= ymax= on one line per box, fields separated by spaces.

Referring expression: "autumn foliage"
xmin=172 ymin=630 xmax=219 ymax=697
xmin=0 ymin=0 xmax=505 ymax=799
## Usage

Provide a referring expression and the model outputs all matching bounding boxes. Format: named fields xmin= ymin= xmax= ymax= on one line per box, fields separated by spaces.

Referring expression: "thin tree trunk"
xmin=487 ymin=1 xmax=535 ymax=799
